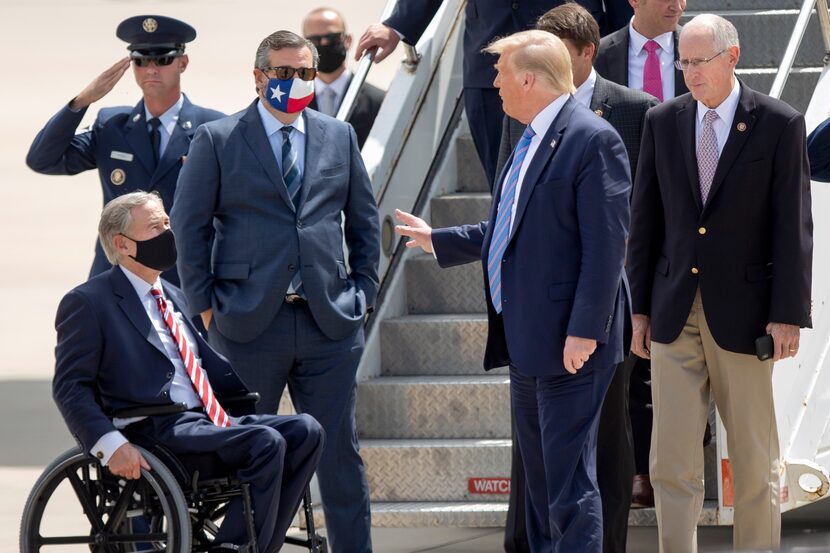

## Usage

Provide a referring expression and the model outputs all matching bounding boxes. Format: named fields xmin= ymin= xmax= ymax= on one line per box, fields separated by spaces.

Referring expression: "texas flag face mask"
xmin=264 ymin=77 xmax=315 ymax=114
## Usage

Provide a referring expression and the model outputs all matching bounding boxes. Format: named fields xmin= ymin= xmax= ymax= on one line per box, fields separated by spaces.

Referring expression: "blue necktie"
xmin=487 ymin=126 xmax=536 ymax=314
xmin=281 ymin=126 xmax=301 ymax=206
xmin=281 ymin=126 xmax=304 ymax=296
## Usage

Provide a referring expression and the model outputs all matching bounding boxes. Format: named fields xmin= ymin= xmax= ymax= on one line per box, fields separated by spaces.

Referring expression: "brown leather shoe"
xmin=631 ymin=474 xmax=655 ymax=509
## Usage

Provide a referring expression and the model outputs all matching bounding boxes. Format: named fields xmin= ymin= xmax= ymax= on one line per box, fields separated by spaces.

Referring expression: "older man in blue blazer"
xmin=53 ymin=192 xmax=324 ymax=552
xmin=396 ymin=31 xmax=631 ymax=553
xmin=171 ymin=30 xmax=379 ymax=553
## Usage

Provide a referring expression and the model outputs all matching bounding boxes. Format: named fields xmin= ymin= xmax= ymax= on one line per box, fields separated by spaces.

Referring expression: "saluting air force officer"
xmin=26 ymin=15 xmax=224 ymax=285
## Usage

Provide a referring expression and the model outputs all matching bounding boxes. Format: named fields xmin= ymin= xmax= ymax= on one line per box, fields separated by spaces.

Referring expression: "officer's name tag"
xmin=110 ymin=151 xmax=134 ymax=162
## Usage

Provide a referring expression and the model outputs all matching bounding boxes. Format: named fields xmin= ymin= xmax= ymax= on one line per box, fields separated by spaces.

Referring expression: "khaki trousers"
xmin=650 ymin=290 xmax=780 ymax=553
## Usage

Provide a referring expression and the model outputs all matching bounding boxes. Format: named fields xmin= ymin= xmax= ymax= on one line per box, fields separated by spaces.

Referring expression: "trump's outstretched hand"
xmin=395 ymin=209 xmax=433 ymax=253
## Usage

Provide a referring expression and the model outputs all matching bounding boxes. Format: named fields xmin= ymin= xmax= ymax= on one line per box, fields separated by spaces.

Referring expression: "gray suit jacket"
xmin=171 ymin=101 xmax=380 ymax=343
xmin=497 ymin=74 xmax=658 ymax=181
xmin=594 ymin=25 xmax=688 ymax=99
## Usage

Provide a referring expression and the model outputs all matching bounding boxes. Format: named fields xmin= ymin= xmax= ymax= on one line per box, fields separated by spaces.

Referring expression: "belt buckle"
xmin=285 ymin=293 xmax=303 ymax=304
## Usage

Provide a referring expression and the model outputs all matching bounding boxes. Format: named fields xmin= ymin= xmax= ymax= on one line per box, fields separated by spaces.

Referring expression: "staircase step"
xmin=430 ymin=193 xmax=492 ymax=229
xmin=371 ymin=501 xmax=508 ymax=527
xmin=381 ymin=314 xmax=507 ymax=376
xmin=691 ymin=0 xmax=800 ymax=9
xmin=680 ymin=10 xmax=825 ymax=69
xmin=362 ymin=439 xmax=511 ymax=502
xmin=406 ymin=254 xmax=487 ymax=314
xmin=357 ymin=375 xmax=511 ymax=439
xmin=455 ymin=136 xmax=490 ymax=193
xmin=628 ymin=500 xmax=721 ymax=527
xmin=736 ymin=67 xmax=822 ymax=113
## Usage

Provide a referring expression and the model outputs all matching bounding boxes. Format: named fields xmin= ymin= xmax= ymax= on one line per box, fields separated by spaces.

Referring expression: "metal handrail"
xmin=770 ymin=0 xmax=830 ymax=99
xmin=335 ymin=0 xmax=423 ymax=124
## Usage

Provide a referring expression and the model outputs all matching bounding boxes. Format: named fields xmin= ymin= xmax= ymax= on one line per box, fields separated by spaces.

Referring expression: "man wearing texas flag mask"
xmin=172 ymin=30 xmax=379 ymax=553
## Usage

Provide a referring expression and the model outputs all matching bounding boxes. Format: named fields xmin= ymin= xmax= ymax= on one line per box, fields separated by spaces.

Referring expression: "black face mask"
xmin=316 ymin=39 xmax=348 ymax=73
xmin=123 ymin=228 xmax=178 ymax=271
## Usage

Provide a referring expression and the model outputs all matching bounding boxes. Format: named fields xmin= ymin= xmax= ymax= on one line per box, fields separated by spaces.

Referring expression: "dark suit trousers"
xmin=629 ymin=356 xmax=653 ymax=474
xmin=506 ymin=360 xmax=634 ymax=553
xmin=209 ymin=302 xmax=372 ymax=553
xmin=464 ymin=88 xmax=504 ymax=190
xmin=126 ymin=411 xmax=323 ymax=553
xmin=510 ymin=365 xmax=614 ymax=553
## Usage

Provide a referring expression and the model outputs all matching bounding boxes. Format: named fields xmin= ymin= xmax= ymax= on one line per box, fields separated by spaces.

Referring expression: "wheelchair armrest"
xmin=113 ymin=402 xmax=189 ymax=418
xmin=219 ymin=392 xmax=261 ymax=407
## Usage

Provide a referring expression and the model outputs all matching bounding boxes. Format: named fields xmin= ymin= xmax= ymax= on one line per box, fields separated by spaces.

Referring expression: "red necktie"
xmin=150 ymin=288 xmax=231 ymax=427
xmin=643 ymin=40 xmax=664 ymax=102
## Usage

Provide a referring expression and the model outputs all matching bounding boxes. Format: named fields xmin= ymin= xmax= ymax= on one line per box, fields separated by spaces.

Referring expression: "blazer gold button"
xmin=691 ymin=267 xmax=699 ymax=275
xmin=698 ymin=227 xmax=707 ymax=235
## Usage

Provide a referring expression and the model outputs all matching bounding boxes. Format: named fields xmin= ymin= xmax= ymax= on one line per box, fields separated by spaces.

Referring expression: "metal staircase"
xmin=328 ymin=0 xmax=830 ymax=531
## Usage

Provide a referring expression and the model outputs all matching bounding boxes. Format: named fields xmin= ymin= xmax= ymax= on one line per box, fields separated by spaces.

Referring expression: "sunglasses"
xmin=132 ymin=55 xmax=181 ymax=68
xmin=261 ymin=66 xmax=318 ymax=81
xmin=306 ymin=32 xmax=344 ymax=45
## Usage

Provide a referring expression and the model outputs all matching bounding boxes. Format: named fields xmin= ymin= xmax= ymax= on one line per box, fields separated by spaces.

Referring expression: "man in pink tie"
xmin=627 ymin=15 xmax=812 ymax=552
xmin=52 ymin=191 xmax=324 ymax=553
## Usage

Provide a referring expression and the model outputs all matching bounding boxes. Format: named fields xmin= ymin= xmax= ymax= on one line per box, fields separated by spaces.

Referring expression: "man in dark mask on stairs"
xmin=302 ymin=7 xmax=385 ymax=148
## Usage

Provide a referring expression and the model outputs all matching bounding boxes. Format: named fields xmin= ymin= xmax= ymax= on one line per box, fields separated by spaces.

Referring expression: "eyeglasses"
xmin=132 ymin=55 xmax=181 ymax=68
xmin=306 ymin=32 xmax=344 ymax=45
xmin=674 ymin=49 xmax=728 ymax=71
xmin=260 ymin=66 xmax=318 ymax=81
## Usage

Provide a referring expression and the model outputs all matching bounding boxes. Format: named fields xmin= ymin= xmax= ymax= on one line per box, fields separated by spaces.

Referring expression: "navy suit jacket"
xmin=26 ymin=95 xmax=225 ymax=283
xmin=171 ymin=102 xmax=380 ymax=343
xmin=808 ymin=116 xmax=830 ymax=182
xmin=308 ymin=76 xmax=385 ymax=148
xmin=432 ymin=97 xmax=631 ymax=376
xmin=53 ymin=267 xmax=249 ymax=454
xmin=384 ymin=0 xmax=604 ymax=89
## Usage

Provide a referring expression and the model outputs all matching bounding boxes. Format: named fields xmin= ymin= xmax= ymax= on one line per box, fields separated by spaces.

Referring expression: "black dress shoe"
xmin=631 ymin=474 xmax=655 ymax=509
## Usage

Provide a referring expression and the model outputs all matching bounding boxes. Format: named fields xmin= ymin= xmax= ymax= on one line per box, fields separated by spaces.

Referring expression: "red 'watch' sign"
xmin=468 ymin=477 xmax=511 ymax=494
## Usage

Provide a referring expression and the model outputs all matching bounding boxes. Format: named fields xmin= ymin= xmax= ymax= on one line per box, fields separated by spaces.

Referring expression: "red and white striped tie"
xmin=150 ymin=288 xmax=231 ymax=427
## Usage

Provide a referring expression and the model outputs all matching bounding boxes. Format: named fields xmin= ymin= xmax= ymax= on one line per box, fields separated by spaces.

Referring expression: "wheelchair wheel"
xmin=20 ymin=446 xmax=191 ymax=552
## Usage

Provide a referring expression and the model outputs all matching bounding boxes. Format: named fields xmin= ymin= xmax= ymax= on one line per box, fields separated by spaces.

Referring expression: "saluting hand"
xmin=71 ymin=57 xmax=131 ymax=110
xmin=108 ymin=442 xmax=150 ymax=480
xmin=355 ymin=24 xmax=401 ymax=63
xmin=394 ymin=209 xmax=434 ymax=253
xmin=563 ymin=336 xmax=597 ymax=374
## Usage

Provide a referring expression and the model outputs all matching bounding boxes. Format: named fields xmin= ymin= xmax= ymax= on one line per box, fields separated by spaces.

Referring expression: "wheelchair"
xmin=20 ymin=395 xmax=327 ymax=553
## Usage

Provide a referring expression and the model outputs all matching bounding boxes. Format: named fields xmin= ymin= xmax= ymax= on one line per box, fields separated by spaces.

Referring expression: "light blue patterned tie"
xmin=487 ymin=125 xmax=536 ymax=313
xmin=281 ymin=126 xmax=304 ymax=296
xmin=281 ymin=126 xmax=301 ymax=206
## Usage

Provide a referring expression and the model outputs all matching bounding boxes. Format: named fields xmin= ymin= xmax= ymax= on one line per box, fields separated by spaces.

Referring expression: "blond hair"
xmin=484 ymin=30 xmax=576 ymax=95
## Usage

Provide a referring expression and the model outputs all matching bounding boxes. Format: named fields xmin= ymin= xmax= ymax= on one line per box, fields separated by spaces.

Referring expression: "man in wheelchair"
xmin=51 ymin=191 xmax=325 ymax=552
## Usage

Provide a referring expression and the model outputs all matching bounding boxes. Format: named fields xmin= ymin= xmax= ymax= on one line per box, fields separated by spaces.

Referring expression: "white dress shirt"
xmin=628 ymin=22 xmax=676 ymax=101
xmin=144 ymin=94 xmax=184 ymax=157
xmin=574 ymin=69 xmax=597 ymax=109
xmin=695 ymin=79 xmax=741 ymax=158
xmin=90 ymin=265 xmax=205 ymax=465
xmin=504 ymin=93 xmax=571 ymax=235
xmin=314 ymin=69 xmax=352 ymax=116
xmin=256 ymin=99 xmax=306 ymax=178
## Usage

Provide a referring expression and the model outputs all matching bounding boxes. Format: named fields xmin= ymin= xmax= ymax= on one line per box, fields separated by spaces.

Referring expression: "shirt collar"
xmin=529 ymin=93 xmax=571 ymax=138
xmin=144 ymin=94 xmax=184 ymax=129
xmin=120 ymin=265 xmax=163 ymax=300
xmin=629 ymin=21 xmax=674 ymax=56
xmin=574 ymin=68 xmax=597 ymax=108
xmin=315 ymin=69 xmax=352 ymax=98
xmin=257 ymin=99 xmax=306 ymax=137
xmin=696 ymin=78 xmax=741 ymax=125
